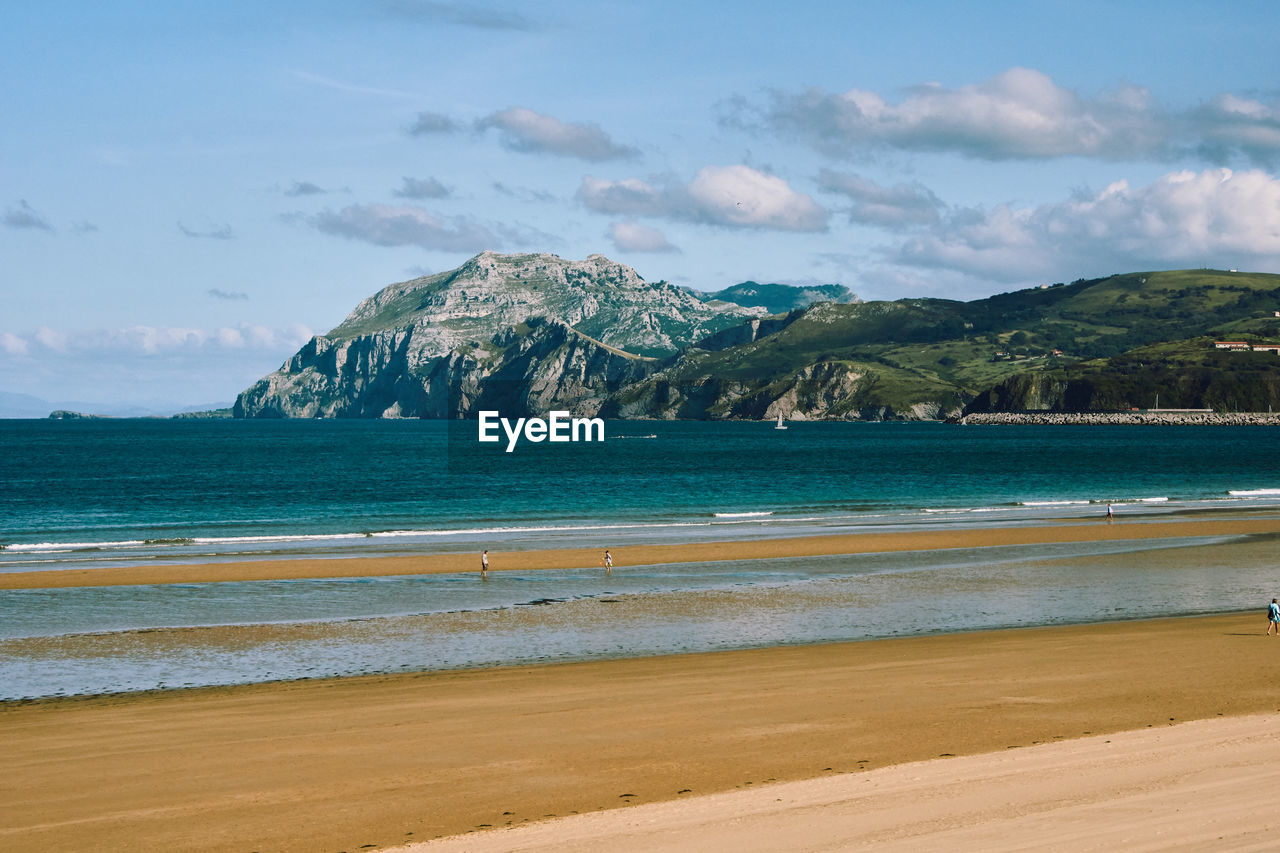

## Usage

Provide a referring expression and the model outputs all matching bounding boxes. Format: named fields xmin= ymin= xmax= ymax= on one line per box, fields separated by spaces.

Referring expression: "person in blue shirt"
xmin=1268 ymin=599 xmax=1280 ymax=635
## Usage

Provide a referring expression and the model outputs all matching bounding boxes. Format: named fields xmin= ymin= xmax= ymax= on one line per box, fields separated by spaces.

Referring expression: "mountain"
xmin=700 ymin=281 xmax=858 ymax=314
xmin=234 ymin=252 xmax=760 ymax=418
xmin=956 ymin=270 xmax=1280 ymax=413
xmin=235 ymin=264 xmax=1280 ymax=420
xmin=611 ymin=269 xmax=1280 ymax=420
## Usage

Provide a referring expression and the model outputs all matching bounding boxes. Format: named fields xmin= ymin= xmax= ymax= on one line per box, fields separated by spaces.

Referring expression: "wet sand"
xmin=3 ymin=610 xmax=1280 ymax=852
xmin=4 ymin=515 xmax=1280 ymax=589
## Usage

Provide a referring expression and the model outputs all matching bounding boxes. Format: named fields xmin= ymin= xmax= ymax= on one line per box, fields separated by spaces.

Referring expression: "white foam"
xmin=3 ymin=540 xmax=147 ymax=552
xmin=1228 ymin=488 xmax=1280 ymax=497
xmin=712 ymin=511 xmax=774 ymax=518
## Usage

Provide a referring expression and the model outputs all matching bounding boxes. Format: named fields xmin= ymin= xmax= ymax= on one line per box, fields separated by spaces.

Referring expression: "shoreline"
xmin=4 ymin=514 xmax=1280 ymax=589
xmin=4 ymin=611 xmax=1279 ymax=852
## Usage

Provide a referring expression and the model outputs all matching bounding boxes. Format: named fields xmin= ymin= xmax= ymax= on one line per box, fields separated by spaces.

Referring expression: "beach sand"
xmin=406 ymin=713 xmax=1280 ymax=852
xmin=3 ymin=515 xmax=1280 ymax=589
xmin=4 ymin=608 xmax=1280 ymax=852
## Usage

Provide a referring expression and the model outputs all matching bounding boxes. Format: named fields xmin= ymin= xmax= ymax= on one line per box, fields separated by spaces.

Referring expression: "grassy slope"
xmin=645 ymin=270 xmax=1280 ymax=413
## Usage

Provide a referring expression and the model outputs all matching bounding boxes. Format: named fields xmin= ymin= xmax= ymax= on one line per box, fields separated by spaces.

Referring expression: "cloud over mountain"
xmin=580 ymin=165 xmax=828 ymax=232
xmin=476 ymin=107 xmax=639 ymax=161
xmin=2 ymin=323 xmax=314 ymax=357
xmin=817 ymin=170 xmax=943 ymax=227
xmin=734 ymin=67 xmax=1280 ymax=166
xmin=895 ymin=167 xmax=1280 ymax=280
xmin=307 ymin=203 xmax=499 ymax=251
xmin=608 ymin=222 xmax=679 ymax=253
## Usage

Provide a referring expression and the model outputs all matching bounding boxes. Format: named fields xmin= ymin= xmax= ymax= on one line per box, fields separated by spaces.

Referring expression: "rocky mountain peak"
xmin=235 ymin=251 xmax=759 ymax=418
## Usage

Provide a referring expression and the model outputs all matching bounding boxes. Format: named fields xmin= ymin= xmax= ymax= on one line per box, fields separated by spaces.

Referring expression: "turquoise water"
xmin=3 ymin=419 xmax=1280 ymax=699
xmin=3 ymin=419 xmax=1280 ymax=569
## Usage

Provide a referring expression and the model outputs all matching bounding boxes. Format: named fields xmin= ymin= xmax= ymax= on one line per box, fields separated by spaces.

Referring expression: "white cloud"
xmin=577 ymin=176 xmax=670 ymax=217
xmin=817 ymin=169 xmax=943 ymax=227
xmin=1 ymin=332 xmax=29 ymax=356
xmin=608 ymin=222 xmax=678 ymax=253
xmin=33 ymin=326 xmax=70 ymax=352
xmin=895 ymin=167 xmax=1280 ymax=281
xmin=477 ymin=107 xmax=639 ymax=161
xmin=1 ymin=324 xmax=314 ymax=358
xmin=0 ymin=324 xmax=319 ymax=409
xmin=737 ymin=67 xmax=1280 ymax=165
xmin=580 ymin=165 xmax=828 ymax=232
xmin=308 ymin=203 xmax=498 ymax=251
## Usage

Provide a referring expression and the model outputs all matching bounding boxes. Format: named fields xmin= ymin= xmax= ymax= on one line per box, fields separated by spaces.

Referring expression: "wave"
xmin=712 ymin=511 xmax=774 ymax=518
xmin=1228 ymin=488 xmax=1280 ymax=496
xmin=921 ymin=506 xmax=1008 ymax=514
xmin=2 ymin=540 xmax=150 ymax=553
xmin=2 ymin=517 xmax=797 ymax=554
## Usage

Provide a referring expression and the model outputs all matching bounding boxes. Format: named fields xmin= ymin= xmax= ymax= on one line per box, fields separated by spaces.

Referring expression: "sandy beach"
xmin=407 ymin=712 xmax=1280 ymax=852
xmin=4 ymin=604 xmax=1280 ymax=851
xmin=4 ymin=515 xmax=1280 ymax=589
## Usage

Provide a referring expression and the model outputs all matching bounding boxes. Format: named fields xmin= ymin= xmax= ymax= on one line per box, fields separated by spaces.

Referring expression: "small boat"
xmin=775 ymin=413 xmax=788 ymax=430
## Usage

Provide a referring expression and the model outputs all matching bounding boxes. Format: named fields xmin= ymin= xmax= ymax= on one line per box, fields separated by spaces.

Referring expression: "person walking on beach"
xmin=604 ymin=550 xmax=613 ymax=573
xmin=481 ymin=550 xmax=489 ymax=579
xmin=1106 ymin=503 xmax=1114 ymax=521
xmin=1268 ymin=598 xmax=1279 ymax=635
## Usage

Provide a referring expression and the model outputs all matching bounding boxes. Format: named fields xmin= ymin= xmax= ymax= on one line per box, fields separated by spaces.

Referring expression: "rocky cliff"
xmin=235 ymin=252 xmax=757 ymax=418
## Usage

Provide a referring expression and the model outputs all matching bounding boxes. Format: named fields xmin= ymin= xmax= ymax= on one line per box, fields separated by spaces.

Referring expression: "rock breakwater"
xmin=955 ymin=411 xmax=1280 ymax=426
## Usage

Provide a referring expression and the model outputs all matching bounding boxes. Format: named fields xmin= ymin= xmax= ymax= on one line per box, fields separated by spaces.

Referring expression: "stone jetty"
xmin=953 ymin=411 xmax=1280 ymax=426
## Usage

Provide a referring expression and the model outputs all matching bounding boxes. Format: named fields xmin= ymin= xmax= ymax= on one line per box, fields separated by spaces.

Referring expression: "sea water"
xmin=2 ymin=419 xmax=1280 ymax=698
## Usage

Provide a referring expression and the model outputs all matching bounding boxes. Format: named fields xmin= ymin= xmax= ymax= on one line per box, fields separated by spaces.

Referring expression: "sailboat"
xmin=775 ymin=413 xmax=788 ymax=430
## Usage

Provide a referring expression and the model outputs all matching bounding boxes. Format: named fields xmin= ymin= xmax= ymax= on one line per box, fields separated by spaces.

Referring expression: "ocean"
xmin=3 ymin=418 xmax=1280 ymax=699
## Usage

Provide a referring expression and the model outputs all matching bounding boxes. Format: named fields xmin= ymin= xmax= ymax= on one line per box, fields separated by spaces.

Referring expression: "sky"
xmin=4 ymin=0 xmax=1280 ymax=411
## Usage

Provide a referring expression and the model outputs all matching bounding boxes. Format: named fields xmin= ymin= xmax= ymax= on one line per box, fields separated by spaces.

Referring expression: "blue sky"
xmin=4 ymin=0 xmax=1280 ymax=410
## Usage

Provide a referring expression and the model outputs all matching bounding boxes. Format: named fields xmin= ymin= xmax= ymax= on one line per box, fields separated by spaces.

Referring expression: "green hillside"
xmin=967 ymin=337 xmax=1280 ymax=413
xmin=632 ymin=269 xmax=1280 ymax=417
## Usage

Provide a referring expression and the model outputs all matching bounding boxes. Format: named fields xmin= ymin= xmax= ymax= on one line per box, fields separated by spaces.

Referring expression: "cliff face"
xmin=235 ymin=252 xmax=748 ymax=418
xmin=608 ymin=359 xmax=962 ymax=421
